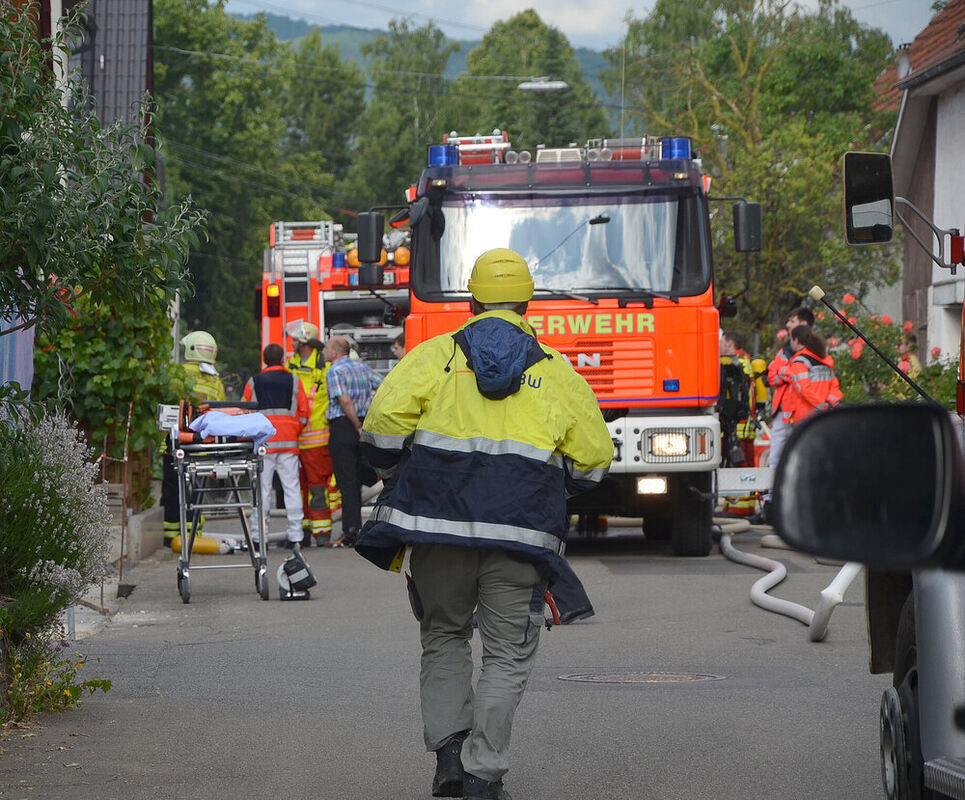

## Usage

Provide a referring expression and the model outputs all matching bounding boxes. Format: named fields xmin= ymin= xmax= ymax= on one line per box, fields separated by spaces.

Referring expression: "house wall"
xmin=903 ymin=100 xmax=937 ymax=356
xmin=929 ymin=83 xmax=965 ymax=363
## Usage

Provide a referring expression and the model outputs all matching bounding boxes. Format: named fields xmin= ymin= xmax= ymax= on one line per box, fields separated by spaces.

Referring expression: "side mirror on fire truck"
xmin=733 ymin=201 xmax=762 ymax=253
xmin=357 ymin=212 xmax=386 ymax=287
xmin=842 ymin=151 xmax=894 ymax=245
xmin=772 ymin=403 xmax=965 ymax=570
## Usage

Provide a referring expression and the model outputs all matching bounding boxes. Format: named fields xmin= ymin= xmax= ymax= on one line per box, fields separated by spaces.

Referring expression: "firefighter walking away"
xmin=354 ymin=248 xmax=614 ymax=800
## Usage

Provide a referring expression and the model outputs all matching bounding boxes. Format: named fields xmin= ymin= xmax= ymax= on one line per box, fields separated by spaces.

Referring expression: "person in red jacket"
xmin=243 ymin=344 xmax=309 ymax=550
xmin=775 ymin=326 xmax=842 ymax=425
xmin=756 ymin=306 xmax=814 ymax=523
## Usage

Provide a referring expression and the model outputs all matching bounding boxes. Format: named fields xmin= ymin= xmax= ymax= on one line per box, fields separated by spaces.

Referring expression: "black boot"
xmin=463 ymin=772 xmax=512 ymax=800
xmin=432 ymin=731 xmax=469 ymax=798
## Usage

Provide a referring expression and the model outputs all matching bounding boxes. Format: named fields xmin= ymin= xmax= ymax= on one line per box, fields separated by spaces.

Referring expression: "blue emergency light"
xmin=427 ymin=144 xmax=459 ymax=167
xmin=660 ymin=137 xmax=691 ymax=160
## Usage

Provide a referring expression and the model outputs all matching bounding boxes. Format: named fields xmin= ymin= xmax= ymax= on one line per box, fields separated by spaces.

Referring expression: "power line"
xmin=164 ymin=140 xmax=339 ymax=197
xmin=154 ymin=43 xmax=537 ymax=81
xmin=168 ymin=153 xmax=306 ymax=201
xmin=229 ymin=0 xmax=488 ymax=36
xmin=155 ymin=43 xmax=619 ymax=108
xmin=164 ymin=151 xmax=364 ymax=213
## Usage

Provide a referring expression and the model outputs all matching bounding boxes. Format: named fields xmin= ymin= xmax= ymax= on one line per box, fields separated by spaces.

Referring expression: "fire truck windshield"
xmin=412 ymin=188 xmax=711 ymax=300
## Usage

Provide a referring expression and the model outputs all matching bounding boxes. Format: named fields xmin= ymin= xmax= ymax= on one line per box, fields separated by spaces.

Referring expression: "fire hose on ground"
xmin=716 ymin=516 xmax=862 ymax=642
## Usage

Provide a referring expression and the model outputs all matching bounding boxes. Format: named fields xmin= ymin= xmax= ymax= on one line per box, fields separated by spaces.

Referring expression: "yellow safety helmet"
xmin=181 ymin=331 xmax=218 ymax=363
xmin=285 ymin=319 xmax=319 ymax=343
xmin=467 ymin=248 xmax=534 ymax=304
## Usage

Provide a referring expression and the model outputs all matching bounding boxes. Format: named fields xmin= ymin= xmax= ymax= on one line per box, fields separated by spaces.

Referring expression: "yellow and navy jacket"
xmin=356 ymin=310 xmax=613 ymax=597
xmin=287 ymin=348 xmax=330 ymax=449
xmin=183 ymin=362 xmax=226 ymax=404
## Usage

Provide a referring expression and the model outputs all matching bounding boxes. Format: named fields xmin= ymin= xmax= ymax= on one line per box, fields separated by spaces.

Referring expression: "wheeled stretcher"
xmin=157 ymin=401 xmax=271 ymax=603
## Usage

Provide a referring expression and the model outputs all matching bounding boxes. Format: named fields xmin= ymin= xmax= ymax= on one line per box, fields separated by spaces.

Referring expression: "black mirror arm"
xmin=895 ymin=197 xmax=963 ymax=273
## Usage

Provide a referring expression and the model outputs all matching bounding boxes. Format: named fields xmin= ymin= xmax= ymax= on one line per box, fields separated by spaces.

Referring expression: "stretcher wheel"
xmin=256 ymin=564 xmax=270 ymax=601
xmin=177 ymin=567 xmax=191 ymax=604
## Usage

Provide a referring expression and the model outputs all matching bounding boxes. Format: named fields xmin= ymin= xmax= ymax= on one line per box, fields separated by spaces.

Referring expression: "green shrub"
xmin=32 ymin=298 xmax=192 ymax=510
xmin=812 ymin=299 xmax=959 ymax=409
xmin=1 ymin=625 xmax=111 ymax=727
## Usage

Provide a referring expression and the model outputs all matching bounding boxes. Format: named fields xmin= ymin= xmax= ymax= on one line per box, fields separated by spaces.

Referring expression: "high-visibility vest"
xmin=288 ymin=350 xmax=330 ymax=449
xmin=243 ymin=366 xmax=307 ymax=453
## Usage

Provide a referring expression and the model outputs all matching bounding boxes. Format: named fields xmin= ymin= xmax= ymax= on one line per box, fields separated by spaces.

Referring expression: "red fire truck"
xmin=257 ymin=220 xmax=409 ymax=372
xmin=355 ymin=130 xmax=767 ymax=555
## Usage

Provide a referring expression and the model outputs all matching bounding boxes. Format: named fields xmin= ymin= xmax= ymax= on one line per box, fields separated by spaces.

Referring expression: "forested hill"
xmin=232 ymin=12 xmax=609 ymax=99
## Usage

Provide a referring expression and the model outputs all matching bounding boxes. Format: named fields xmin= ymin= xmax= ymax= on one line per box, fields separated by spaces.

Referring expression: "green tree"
xmin=153 ymin=0 xmax=336 ymax=373
xmin=601 ymin=0 xmax=896 ymax=343
xmin=450 ymin=10 xmax=608 ymax=149
xmin=343 ymin=20 xmax=459 ymax=210
xmin=280 ymin=29 xmax=365 ymax=183
xmin=0 ymin=4 xmax=202 ymax=343
xmin=1 ymin=2 xmax=202 ymax=488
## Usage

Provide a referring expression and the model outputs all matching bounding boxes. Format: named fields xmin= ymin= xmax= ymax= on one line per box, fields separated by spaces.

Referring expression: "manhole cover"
xmin=558 ymin=671 xmax=726 ymax=684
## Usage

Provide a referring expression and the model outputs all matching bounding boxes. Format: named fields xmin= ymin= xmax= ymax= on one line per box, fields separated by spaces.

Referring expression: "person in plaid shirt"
xmin=321 ymin=335 xmax=383 ymax=546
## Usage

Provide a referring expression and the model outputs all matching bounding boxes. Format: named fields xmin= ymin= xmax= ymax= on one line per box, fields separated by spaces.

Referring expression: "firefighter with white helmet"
xmin=161 ymin=331 xmax=226 ymax=546
xmin=285 ymin=320 xmax=335 ymax=546
xmin=180 ymin=330 xmax=226 ymax=403
xmin=355 ymin=248 xmax=613 ymax=800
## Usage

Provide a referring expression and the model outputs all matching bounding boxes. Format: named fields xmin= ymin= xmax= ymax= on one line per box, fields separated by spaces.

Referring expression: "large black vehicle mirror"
xmin=357 ymin=211 xmax=385 ymax=286
xmin=843 ymin=151 xmax=894 ymax=245
xmin=772 ymin=404 xmax=965 ymax=569
xmin=733 ymin=201 xmax=761 ymax=253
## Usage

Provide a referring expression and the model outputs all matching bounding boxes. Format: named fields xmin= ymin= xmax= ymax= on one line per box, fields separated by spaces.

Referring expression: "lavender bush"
xmin=0 ymin=409 xmax=111 ymax=644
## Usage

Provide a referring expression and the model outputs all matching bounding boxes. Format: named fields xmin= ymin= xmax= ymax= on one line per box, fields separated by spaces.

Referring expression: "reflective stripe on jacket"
xmin=776 ymin=348 xmax=842 ymax=424
xmin=356 ymin=310 xmax=613 ymax=587
xmin=243 ymin=366 xmax=307 ymax=453
xmin=767 ymin=344 xmax=794 ymax=414
xmin=288 ymin=349 xmax=330 ymax=448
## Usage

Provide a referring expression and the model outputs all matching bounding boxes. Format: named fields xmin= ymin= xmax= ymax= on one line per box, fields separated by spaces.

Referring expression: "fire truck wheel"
xmin=670 ymin=474 xmax=713 ymax=557
xmin=883 ymin=595 xmax=932 ymax=800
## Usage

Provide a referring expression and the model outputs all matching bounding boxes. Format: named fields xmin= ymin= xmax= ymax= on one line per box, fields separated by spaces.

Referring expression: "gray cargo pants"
xmin=409 ymin=544 xmax=546 ymax=782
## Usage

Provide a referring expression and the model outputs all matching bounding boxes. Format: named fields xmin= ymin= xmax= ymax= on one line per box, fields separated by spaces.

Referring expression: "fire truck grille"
xmin=560 ymin=339 xmax=655 ymax=397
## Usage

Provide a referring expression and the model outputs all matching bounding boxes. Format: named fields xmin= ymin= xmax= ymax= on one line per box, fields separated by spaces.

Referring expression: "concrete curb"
xmin=66 ymin=505 xmax=167 ymax=641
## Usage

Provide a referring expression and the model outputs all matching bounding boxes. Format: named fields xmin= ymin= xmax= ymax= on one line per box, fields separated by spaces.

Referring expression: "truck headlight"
xmin=650 ymin=431 xmax=689 ymax=457
xmin=636 ymin=476 xmax=668 ymax=494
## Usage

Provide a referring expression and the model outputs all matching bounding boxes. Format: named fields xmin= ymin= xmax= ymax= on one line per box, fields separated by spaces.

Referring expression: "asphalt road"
xmin=0 ymin=522 xmax=890 ymax=800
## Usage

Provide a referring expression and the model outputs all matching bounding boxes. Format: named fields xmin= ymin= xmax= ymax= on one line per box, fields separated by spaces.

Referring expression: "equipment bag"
xmin=718 ymin=360 xmax=750 ymax=423
xmin=282 ymin=553 xmax=317 ymax=591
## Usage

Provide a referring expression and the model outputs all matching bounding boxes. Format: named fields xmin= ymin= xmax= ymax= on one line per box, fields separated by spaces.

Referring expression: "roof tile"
xmin=874 ymin=0 xmax=965 ymax=110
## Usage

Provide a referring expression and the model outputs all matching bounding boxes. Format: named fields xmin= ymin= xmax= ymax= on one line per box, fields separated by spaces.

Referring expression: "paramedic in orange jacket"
xmin=758 ymin=306 xmax=814 ymax=522
xmin=775 ymin=326 xmax=842 ymax=425
xmin=286 ymin=320 xmax=334 ymax=546
xmin=243 ymin=343 xmax=309 ymax=549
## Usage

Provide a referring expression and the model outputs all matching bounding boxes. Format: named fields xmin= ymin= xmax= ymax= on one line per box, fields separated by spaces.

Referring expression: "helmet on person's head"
xmin=285 ymin=320 xmax=319 ymax=344
xmin=181 ymin=331 xmax=218 ymax=363
xmin=467 ymin=249 xmax=534 ymax=304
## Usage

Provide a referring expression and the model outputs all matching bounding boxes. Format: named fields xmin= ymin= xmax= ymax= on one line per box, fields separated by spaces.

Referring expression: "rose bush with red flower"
xmin=810 ymin=301 xmax=958 ymax=406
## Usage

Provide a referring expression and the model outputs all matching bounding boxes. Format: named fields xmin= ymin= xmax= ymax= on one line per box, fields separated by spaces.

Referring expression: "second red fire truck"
xmin=257 ymin=219 xmax=409 ymax=373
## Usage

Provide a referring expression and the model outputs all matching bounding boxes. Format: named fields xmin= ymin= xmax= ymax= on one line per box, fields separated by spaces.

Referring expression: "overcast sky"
xmin=226 ymin=0 xmax=934 ymax=53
